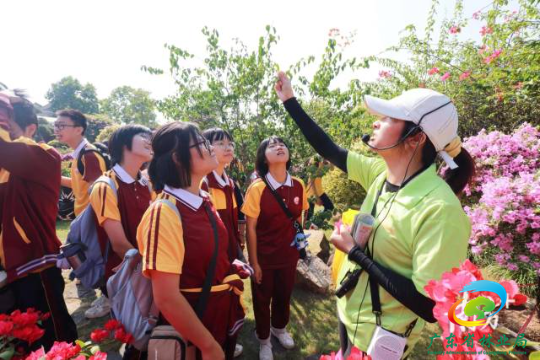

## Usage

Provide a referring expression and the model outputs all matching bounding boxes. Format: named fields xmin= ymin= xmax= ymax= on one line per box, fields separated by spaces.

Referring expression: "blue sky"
xmin=1 ymin=0 xmax=506 ymax=106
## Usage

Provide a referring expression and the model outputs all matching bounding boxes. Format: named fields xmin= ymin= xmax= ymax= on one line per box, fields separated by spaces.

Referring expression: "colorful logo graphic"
xmin=448 ymin=280 xmax=507 ymax=327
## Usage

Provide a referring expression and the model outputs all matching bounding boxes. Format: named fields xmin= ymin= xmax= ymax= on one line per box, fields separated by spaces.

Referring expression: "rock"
xmin=305 ymin=230 xmax=331 ymax=263
xmin=296 ymin=252 xmax=332 ymax=294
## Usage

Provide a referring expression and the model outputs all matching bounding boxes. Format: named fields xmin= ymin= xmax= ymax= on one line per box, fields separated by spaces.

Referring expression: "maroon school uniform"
xmin=89 ymin=164 xmax=153 ymax=280
xmin=201 ymin=171 xmax=241 ymax=261
xmin=137 ymin=186 xmax=245 ymax=359
xmin=242 ymin=173 xmax=309 ymax=339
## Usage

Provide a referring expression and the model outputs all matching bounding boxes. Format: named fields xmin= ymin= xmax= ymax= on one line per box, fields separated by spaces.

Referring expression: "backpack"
xmin=106 ymin=199 xmax=180 ymax=351
xmin=60 ymin=176 xmax=117 ymax=290
xmin=77 ymin=142 xmax=112 ymax=175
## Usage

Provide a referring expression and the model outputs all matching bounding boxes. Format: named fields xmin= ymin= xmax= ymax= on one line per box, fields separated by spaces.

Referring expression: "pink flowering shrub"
xmin=462 ymin=123 xmax=540 ymax=282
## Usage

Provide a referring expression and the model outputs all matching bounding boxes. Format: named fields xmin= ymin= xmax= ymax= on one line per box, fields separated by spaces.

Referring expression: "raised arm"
xmin=275 ymin=72 xmax=348 ymax=172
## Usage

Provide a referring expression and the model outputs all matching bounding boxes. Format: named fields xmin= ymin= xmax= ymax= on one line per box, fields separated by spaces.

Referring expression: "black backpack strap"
xmin=77 ymin=147 xmax=102 ymax=175
xmin=195 ymin=202 xmax=220 ymax=319
xmin=260 ymin=176 xmax=303 ymax=233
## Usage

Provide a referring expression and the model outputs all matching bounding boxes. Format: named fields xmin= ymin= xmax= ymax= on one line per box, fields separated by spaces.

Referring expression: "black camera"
xmin=335 ymin=268 xmax=363 ymax=298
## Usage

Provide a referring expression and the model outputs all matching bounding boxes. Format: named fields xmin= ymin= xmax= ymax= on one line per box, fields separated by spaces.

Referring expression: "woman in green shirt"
xmin=275 ymin=72 xmax=475 ymax=358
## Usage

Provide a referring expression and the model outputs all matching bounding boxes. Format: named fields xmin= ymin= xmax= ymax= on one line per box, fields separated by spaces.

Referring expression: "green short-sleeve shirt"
xmin=339 ymin=151 xmax=470 ymax=355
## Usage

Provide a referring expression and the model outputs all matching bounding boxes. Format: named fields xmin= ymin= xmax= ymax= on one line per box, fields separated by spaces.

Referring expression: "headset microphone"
xmin=361 ymin=127 xmax=417 ymax=151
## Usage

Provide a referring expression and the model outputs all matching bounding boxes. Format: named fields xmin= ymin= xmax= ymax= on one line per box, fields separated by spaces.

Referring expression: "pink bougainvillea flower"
xmin=449 ymin=26 xmax=461 ymax=34
xmin=480 ymin=26 xmax=493 ymax=36
xmin=472 ymin=11 xmax=481 ymax=20
xmin=428 ymin=67 xmax=440 ymax=75
xmin=89 ymin=351 xmax=108 ymax=360
xmin=459 ymin=71 xmax=471 ymax=81
xmin=440 ymin=72 xmax=451 ymax=81
xmin=484 ymin=49 xmax=503 ymax=64
xmin=378 ymin=70 xmax=392 ymax=79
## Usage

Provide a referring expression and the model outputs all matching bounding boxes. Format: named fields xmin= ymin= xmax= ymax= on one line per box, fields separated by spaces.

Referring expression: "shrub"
xmin=463 ymin=124 xmax=540 ymax=288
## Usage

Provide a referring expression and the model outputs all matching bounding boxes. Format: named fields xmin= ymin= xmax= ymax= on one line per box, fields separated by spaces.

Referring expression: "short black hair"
xmin=148 ymin=122 xmax=203 ymax=191
xmin=56 ymin=109 xmax=87 ymax=134
xmin=202 ymin=127 xmax=233 ymax=143
xmin=255 ymin=136 xmax=292 ymax=176
xmin=12 ymin=98 xmax=38 ymax=132
xmin=108 ymin=124 xmax=152 ymax=166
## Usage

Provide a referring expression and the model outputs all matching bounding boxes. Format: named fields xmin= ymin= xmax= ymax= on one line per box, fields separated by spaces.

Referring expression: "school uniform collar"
xmin=212 ymin=170 xmax=230 ymax=188
xmin=112 ymin=164 xmax=146 ymax=186
xmin=265 ymin=172 xmax=293 ymax=190
xmin=163 ymin=185 xmax=207 ymax=211
xmin=71 ymin=138 xmax=89 ymax=159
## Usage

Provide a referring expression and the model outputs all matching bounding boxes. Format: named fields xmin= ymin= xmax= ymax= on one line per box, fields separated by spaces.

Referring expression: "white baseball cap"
xmin=364 ymin=88 xmax=460 ymax=169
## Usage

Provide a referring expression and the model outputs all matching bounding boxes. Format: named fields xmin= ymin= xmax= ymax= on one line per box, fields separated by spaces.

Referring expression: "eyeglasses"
xmin=54 ymin=123 xmax=78 ymax=130
xmin=189 ymin=138 xmax=212 ymax=152
xmin=213 ymin=141 xmax=235 ymax=150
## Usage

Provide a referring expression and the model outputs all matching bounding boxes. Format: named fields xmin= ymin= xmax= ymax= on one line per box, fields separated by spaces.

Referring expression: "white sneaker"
xmin=259 ymin=342 xmax=273 ymax=360
xmin=271 ymin=327 xmax=295 ymax=349
xmin=234 ymin=343 xmax=243 ymax=358
xmin=91 ymin=295 xmax=106 ymax=307
xmin=85 ymin=296 xmax=111 ymax=319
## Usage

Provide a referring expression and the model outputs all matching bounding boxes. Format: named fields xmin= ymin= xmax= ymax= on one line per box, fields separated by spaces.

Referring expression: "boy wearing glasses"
xmin=54 ymin=109 xmax=109 ymax=318
xmin=54 ymin=109 xmax=108 ymax=217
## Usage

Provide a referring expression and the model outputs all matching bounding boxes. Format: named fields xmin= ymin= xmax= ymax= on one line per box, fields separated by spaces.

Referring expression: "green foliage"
xmin=85 ymin=114 xmax=113 ymax=143
xmin=366 ymin=0 xmax=540 ymax=136
xmin=143 ymin=26 xmax=368 ymax=182
xmin=96 ymin=124 xmax=121 ymax=143
xmin=45 ymin=76 xmax=100 ymax=114
xmin=36 ymin=118 xmax=55 ymax=143
xmin=100 ymin=86 xmax=157 ymax=127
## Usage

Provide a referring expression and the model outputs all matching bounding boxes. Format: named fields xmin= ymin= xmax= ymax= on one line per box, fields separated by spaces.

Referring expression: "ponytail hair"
xmin=402 ymin=122 xmax=476 ymax=196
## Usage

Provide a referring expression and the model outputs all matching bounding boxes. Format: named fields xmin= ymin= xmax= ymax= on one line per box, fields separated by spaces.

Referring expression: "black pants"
xmin=9 ymin=266 xmax=78 ymax=351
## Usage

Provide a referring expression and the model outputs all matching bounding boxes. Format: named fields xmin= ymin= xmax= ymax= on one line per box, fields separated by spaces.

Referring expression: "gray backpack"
xmin=106 ymin=199 xmax=180 ymax=351
xmin=59 ymin=176 xmax=116 ymax=290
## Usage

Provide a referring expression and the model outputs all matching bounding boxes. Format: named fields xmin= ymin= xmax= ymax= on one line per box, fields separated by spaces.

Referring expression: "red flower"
xmin=12 ymin=325 xmax=44 ymax=344
xmin=0 ymin=314 xmax=8 ymax=321
xmin=428 ymin=67 xmax=440 ymax=75
xmin=0 ymin=320 xmax=14 ymax=336
xmin=40 ymin=312 xmax=50 ymax=321
xmin=114 ymin=326 xmax=134 ymax=343
xmin=11 ymin=311 xmax=39 ymax=327
xmin=90 ymin=329 xmax=110 ymax=343
xmin=89 ymin=351 xmax=107 ymax=360
xmin=104 ymin=319 xmax=122 ymax=331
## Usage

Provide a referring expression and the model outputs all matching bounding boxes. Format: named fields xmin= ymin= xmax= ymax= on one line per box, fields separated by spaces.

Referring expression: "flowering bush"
xmin=462 ymin=123 xmax=540 ymax=284
xmin=0 ymin=313 xmax=132 ymax=360
xmin=24 ymin=319 xmax=133 ymax=360
xmin=424 ymin=260 xmax=528 ymax=359
xmin=0 ymin=308 xmax=49 ymax=359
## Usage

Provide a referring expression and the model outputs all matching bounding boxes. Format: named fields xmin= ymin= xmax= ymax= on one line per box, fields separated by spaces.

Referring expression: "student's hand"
xmin=201 ymin=340 xmax=225 ymax=360
xmin=275 ymin=71 xmax=294 ymax=102
xmin=330 ymin=225 xmax=355 ymax=254
xmin=252 ymin=263 xmax=263 ymax=284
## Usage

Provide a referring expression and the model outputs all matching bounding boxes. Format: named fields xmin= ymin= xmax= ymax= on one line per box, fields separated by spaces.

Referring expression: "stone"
xmin=305 ymin=230 xmax=331 ymax=263
xmin=296 ymin=252 xmax=332 ymax=294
